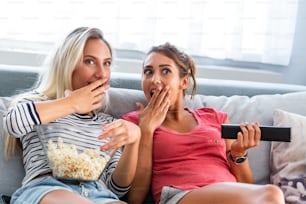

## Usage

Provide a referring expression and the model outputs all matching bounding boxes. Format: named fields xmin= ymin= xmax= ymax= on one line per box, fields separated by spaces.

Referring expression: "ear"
xmin=180 ymin=75 xmax=189 ymax=90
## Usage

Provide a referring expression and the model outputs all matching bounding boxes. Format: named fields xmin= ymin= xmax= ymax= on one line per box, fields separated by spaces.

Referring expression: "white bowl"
xmin=36 ymin=123 xmax=115 ymax=181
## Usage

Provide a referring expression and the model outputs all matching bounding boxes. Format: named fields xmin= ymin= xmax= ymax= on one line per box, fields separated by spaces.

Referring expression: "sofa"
xmin=1 ymin=66 xmax=306 ymax=203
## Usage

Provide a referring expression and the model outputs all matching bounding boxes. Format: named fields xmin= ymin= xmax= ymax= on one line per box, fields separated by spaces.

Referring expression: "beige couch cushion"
xmin=271 ymin=109 xmax=306 ymax=203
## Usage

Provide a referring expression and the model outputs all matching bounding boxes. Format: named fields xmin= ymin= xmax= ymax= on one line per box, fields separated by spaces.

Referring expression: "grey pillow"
xmin=104 ymin=88 xmax=147 ymax=118
xmin=0 ymin=97 xmax=24 ymax=195
xmin=271 ymin=109 xmax=306 ymax=203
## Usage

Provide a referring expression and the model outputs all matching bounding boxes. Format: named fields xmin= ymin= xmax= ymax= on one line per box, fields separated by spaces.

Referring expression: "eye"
xmin=84 ymin=59 xmax=95 ymax=65
xmin=162 ymin=68 xmax=171 ymax=75
xmin=104 ymin=61 xmax=112 ymax=67
xmin=143 ymin=68 xmax=153 ymax=75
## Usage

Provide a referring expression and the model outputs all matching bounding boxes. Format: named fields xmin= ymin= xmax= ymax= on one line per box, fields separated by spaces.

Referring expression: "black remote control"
xmin=221 ymin=124 xmax=291 ymax=142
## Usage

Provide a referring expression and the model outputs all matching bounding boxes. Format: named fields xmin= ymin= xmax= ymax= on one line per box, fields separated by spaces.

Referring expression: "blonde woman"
xmin=3 ymin=27 xmax=140 ymax=204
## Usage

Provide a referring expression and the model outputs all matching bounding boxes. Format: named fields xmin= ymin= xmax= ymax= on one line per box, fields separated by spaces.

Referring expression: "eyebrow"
xmin=159 ymin=64 xmax=171 ymax=67
xmin=144 ymin=64 xmax=171 ymax=69
xmin=84 ymin=55 xmax=112 ymax=61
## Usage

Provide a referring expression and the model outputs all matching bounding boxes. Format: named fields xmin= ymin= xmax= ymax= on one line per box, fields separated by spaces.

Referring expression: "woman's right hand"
xmin=98 ymin=119 xmax=140 ymax=151
xmin=65 ymin=79 xmax=109 ymax=114
xmin=136 ymin=86 xmax=170 ymax=132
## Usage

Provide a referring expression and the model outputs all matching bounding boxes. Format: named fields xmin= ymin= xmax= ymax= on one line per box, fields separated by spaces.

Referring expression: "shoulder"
xmin=97 ymin=112 xmax=116 ymax=122
xmin=122 ymin=111 xmax=139 ymax=124
xmin=195 ymin=107 xmax=224 ymax=115
xmin=193 ymin=107 xmax=228 ymax=124
xmin=11 ymin=91 xmax=47 ymax=106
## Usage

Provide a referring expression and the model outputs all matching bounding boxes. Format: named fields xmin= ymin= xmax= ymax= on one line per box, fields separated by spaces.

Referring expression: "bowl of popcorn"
xmin=36 ymin=122 xmax=115 ymax=181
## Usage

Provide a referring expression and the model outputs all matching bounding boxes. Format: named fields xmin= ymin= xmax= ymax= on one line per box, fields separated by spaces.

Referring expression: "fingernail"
xmin=100 ymin=146 xmax=107 ymax=151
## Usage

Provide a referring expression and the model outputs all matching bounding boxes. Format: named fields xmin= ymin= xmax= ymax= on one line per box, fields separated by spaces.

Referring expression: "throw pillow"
xmin=271 ymin=109 xmax=306 ymax=203
xmin=0 ymin=97 xmax=24 ymax=195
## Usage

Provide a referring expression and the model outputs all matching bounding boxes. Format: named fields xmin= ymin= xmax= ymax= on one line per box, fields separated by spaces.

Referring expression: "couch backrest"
xmin=110 ymin=72 xmax=306 ymax=96
xmin=2 ymin=65 xmax=306 ymax=97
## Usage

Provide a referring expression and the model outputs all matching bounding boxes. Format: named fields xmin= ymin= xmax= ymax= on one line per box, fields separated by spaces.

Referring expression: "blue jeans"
xmin=11 ymin=176 xmax=123 ymax=204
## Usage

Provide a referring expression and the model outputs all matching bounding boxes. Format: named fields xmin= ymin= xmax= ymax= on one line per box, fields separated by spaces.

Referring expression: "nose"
xmin=151 ymin=73 xmax=161 ymax=85
xmin=95 ymin=64 xmax=108 ymax=78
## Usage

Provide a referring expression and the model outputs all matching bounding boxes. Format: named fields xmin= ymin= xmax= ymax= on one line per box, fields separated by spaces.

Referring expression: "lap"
xmin=161 ymin=182 xmax=280 ymax=204
xmin=11 ymin=176 xmax=121 ymax=204
xmin=159 ymin=186 xmax=190 ymax=204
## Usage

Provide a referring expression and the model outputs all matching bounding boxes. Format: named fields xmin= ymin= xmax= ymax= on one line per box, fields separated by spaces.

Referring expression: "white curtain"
xmin=0 ymin=0 xmax=298 ymax=65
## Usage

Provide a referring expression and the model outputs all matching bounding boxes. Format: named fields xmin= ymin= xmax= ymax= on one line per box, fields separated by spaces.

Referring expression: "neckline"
xmin=158 ymin=107 xmax=200 ymax=135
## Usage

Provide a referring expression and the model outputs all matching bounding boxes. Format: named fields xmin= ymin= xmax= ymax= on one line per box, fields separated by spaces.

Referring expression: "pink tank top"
xmin=123 ymin=107 xmax=237 ymax=203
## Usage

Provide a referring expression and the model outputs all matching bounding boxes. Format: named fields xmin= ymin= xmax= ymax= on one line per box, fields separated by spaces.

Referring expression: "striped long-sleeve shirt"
xmin=3 ymin=91 xmax=130 ymax=198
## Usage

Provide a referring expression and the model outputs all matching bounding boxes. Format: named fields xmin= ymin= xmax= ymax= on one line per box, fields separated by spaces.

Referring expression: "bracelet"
xmin=227 ymin=150 xmax=248 ymax=164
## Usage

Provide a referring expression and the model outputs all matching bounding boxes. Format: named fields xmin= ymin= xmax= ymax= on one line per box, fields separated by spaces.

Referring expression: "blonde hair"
xmin=5 ymin=27 xmax=112 ymax=159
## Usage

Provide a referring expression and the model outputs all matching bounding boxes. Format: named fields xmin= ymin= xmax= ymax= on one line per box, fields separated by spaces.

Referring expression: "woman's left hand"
xmin=98 ymin=119 xmax=140 ymax=151
xmin=230 ymin=122 xmax=261 ymax=155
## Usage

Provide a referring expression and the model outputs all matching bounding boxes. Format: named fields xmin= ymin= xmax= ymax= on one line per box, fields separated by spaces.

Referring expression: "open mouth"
xmin=150 ymin=90 xmax=155 ymax=97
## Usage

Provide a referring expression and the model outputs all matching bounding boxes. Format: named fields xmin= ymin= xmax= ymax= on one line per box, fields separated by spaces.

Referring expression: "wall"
xmin=0 ymin=0 xmax=305 ymax=85
xmin=284 ymin=0 xmax=306 ymax=85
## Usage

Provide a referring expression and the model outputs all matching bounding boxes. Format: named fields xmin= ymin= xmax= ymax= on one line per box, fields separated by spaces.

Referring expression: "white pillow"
xmin=271 ymin=109 xmax=306 ymax=203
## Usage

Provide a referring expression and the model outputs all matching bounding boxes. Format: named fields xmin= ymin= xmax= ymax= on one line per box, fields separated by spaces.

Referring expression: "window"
xmin=0 ymin=0 xmax=298 ymax=66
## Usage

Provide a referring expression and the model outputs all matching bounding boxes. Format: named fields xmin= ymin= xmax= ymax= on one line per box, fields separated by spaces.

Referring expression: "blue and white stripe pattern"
xmin=3 ymin=91 xmax=129 ymax=198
